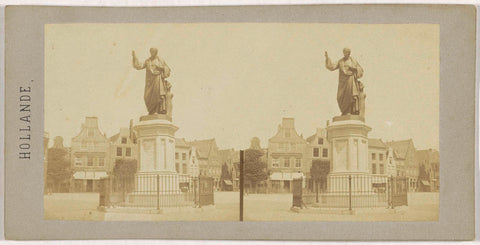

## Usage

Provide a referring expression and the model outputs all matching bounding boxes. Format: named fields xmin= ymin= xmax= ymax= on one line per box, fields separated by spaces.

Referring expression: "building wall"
xmin=175 ymin=146 xmax=190 ymax=175
xmin=267 ymin=118 xmax=307 ymax=192
xmin=109 ymin=128 xmax=138 ymax=172
xmin=70 ymin=117 xmax=111 ymax=192
xmin=404 ymin=142 xmax=418 ymax=192
xmin=385 ymin=147 xmax=397 ymax=177
xmin=305 ymin=128 xmax=330 ymax=190
xmin=368 ymin=147 xmax=387 ymax=175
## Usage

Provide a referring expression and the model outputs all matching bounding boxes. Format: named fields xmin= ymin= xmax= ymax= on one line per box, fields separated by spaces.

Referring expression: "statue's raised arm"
xmin=132 ymin=50 xmax=145 ymax=70
xmin=325 ymin=51 xmax=339 ymax=71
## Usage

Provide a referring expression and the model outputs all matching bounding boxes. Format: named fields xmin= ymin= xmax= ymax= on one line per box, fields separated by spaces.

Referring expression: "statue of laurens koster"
xmin=325 ymin=48 xmax=366 ymax=118
xmin=132 ymin=48 xmax=173 ymax=118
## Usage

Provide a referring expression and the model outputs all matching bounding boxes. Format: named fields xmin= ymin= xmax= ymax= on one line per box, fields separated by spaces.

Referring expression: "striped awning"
xmin=270 ymin=172 xmax=304 ymax=181
xmin=73 ymin=171 xmax=108 ymax=180
xmin=421 ymin=180 xmax=430 ymax=186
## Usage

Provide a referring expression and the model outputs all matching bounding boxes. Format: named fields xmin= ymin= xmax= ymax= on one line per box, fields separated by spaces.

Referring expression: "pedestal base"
xmin=134 ymin=117 xmax=179 ymax=173
xmin=327 ymin=116 xmax=372 ymax=174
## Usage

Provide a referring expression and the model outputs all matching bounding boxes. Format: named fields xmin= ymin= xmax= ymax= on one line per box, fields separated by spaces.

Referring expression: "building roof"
xmin=306 ymin=134 xmax=316 ymax=143
xmin=386 ymin=139 xmax=414 ymax=160
xmin=416 ymin=149 xmax=439 ymax=164
xmin=218 ymin=148 xmax=234 ymax=159
xmin=109 ymin=128 xmax=135 ymax=143
xmin=368 ymin=138 xmax=386 ymax=148
xmin=175 ymin=138 xmax=189 ymax=147
xmin=186 ymin=138 xmax=217 ymax=159
xmin=109 ymin=133 xmax=120 ymax=143
xmin=72 ymin=117 xmax=109 ymax=142
xmin=306 ymin=128 xmax=327 ymax=144
xmin=269 ymin=118 xmax=306 ymax=143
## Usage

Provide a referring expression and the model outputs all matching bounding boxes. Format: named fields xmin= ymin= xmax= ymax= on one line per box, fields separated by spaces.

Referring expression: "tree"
xmin=310 ymin=159 xmax=330 ymax=202
xmin=113 ymin=158 xmax=137 ymax=178
xmin=244 ymin=149 xmax=268 ymax=193
xmin=47 ymin=148 xmax=73 ymax=192
xmin=220 ymin=162 xmax=232 ymax=191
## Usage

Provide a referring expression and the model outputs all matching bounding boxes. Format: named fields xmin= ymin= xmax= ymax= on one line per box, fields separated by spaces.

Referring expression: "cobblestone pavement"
xmin=44 ymin=191 xmax=439 ymax=221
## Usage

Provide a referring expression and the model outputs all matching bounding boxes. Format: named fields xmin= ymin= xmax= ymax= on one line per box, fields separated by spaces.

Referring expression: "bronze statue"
xmin=325 ymin=48 xmax=365 ymax=117
xmin=132 ymin=48 xmax=173 ymax=116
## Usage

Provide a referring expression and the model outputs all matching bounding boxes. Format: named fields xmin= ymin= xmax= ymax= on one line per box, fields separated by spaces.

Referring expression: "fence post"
xmin=389 ymin=176 xmax=393 ymax=209
xmin=156 ymin=174 xmax=160 ymax=210
xmin=240 ymin=150 xmax=244 ymax=221
xmin=194 ymin=177 xmax=197 ymax=207
xmin=199 ymin=177 xmax=202 ymax=208
xmin=348 ymin=175 xmax=352 ymax=211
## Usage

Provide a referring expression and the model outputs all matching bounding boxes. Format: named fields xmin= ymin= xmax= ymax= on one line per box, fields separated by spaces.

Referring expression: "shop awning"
xmin=269 ymin=172 xmax=304 ymax=181
xmin=73 ymin=171 xmax=108 ymax=180
xmin=421 ymin=180 xmax=430 ymax=186
xmin=223 ymin=180 xmax=233 ymax=185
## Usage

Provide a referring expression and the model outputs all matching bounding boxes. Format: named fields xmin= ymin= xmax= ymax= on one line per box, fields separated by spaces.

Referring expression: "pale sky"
xmin=45 ymin=23 xmax=439 ymax=151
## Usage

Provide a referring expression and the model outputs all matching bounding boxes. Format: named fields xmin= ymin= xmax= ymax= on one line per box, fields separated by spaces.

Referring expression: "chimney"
xmin=282 ymin=118 xmax=295 ymax=128
xmin=85 ymin=117 xmax=98 ymax=128
xmin=53 ymin=136 xmax=65 ymax=149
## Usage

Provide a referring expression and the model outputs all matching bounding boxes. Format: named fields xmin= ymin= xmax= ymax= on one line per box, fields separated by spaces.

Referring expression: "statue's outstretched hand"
xmin=132 ymin=51 xmax=136 ymax=57
xmin=325 ymin=51 xmax=328 ymax=58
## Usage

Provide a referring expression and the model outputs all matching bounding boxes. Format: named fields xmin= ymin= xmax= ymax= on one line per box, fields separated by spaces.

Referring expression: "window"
xmin=272 ymin=159 xmax=280 ymax=168
xmin=88 ymin=128 xmax=94 ymax=137
xmin=285 ymin=130 xmax=291 ymax=137
xmin=379 ymin=154 xmax=384 ymax=161
xmin=125 ymin=147 xmax=131 ymax=157
xmin=175 ymin=153 xmax=179 ymax=159
xmin=372 ymin=153 xmax=376 ymax=160
xmin=121 ymin=137 xmax=127 ymax=144
xmin=284 ymin=158 xmax=290 ymax=168
xmin=175 ymin=163 xmax=180 ymax=173
xmin=318 ymin=137 xmax=324 ymax=145
xmin=295 ymin=159 xmax=301 ymax=168
xmin=116 ymin=147 xmax=122 ymax=156
xmin=182 ymin=153 xmax=187 ymax=160
xmin=372 ymin=164 xmax=376 ymax=174
xmin=133 ymin=138 xmax=137 ymax=144
xmin=88 ymin=157 xmax=93 ymax=166
xmin=98 ymin=157 xmax=105 ymax=166
xmin=322 ymin=149 xmax=328 ymax=158
xmin=379 ymin=164 xmax=384 ymax=174
xmin=182 ymin=164 xmax=187 ymax=174
xmin=75 ymin=158 xmax=82 ymax=166
xmin=313 ymin=148 xmax=319 ymax=157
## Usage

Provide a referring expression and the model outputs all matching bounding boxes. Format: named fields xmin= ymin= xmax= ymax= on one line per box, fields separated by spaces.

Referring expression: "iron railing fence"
xmin=100 ymin=174 xmax=201 ymax=209
xmin=296 ymin=174 xmax=403 ymax=209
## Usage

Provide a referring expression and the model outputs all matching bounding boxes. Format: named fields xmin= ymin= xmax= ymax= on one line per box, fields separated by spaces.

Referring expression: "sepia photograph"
xmin=43 ymin=23 xmax=440 ymax=222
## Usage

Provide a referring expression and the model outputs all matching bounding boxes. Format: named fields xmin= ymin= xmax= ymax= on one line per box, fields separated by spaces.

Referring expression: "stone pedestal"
xmin=134 ymin=114 xmax=178 ymax=173
xmin=133 ymin=114 xmax=180 ymax=193
xmin=326 ymin=115 xmax=372 ymax=192
xmin=327 ymin=115 xmax=371 ymax=174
